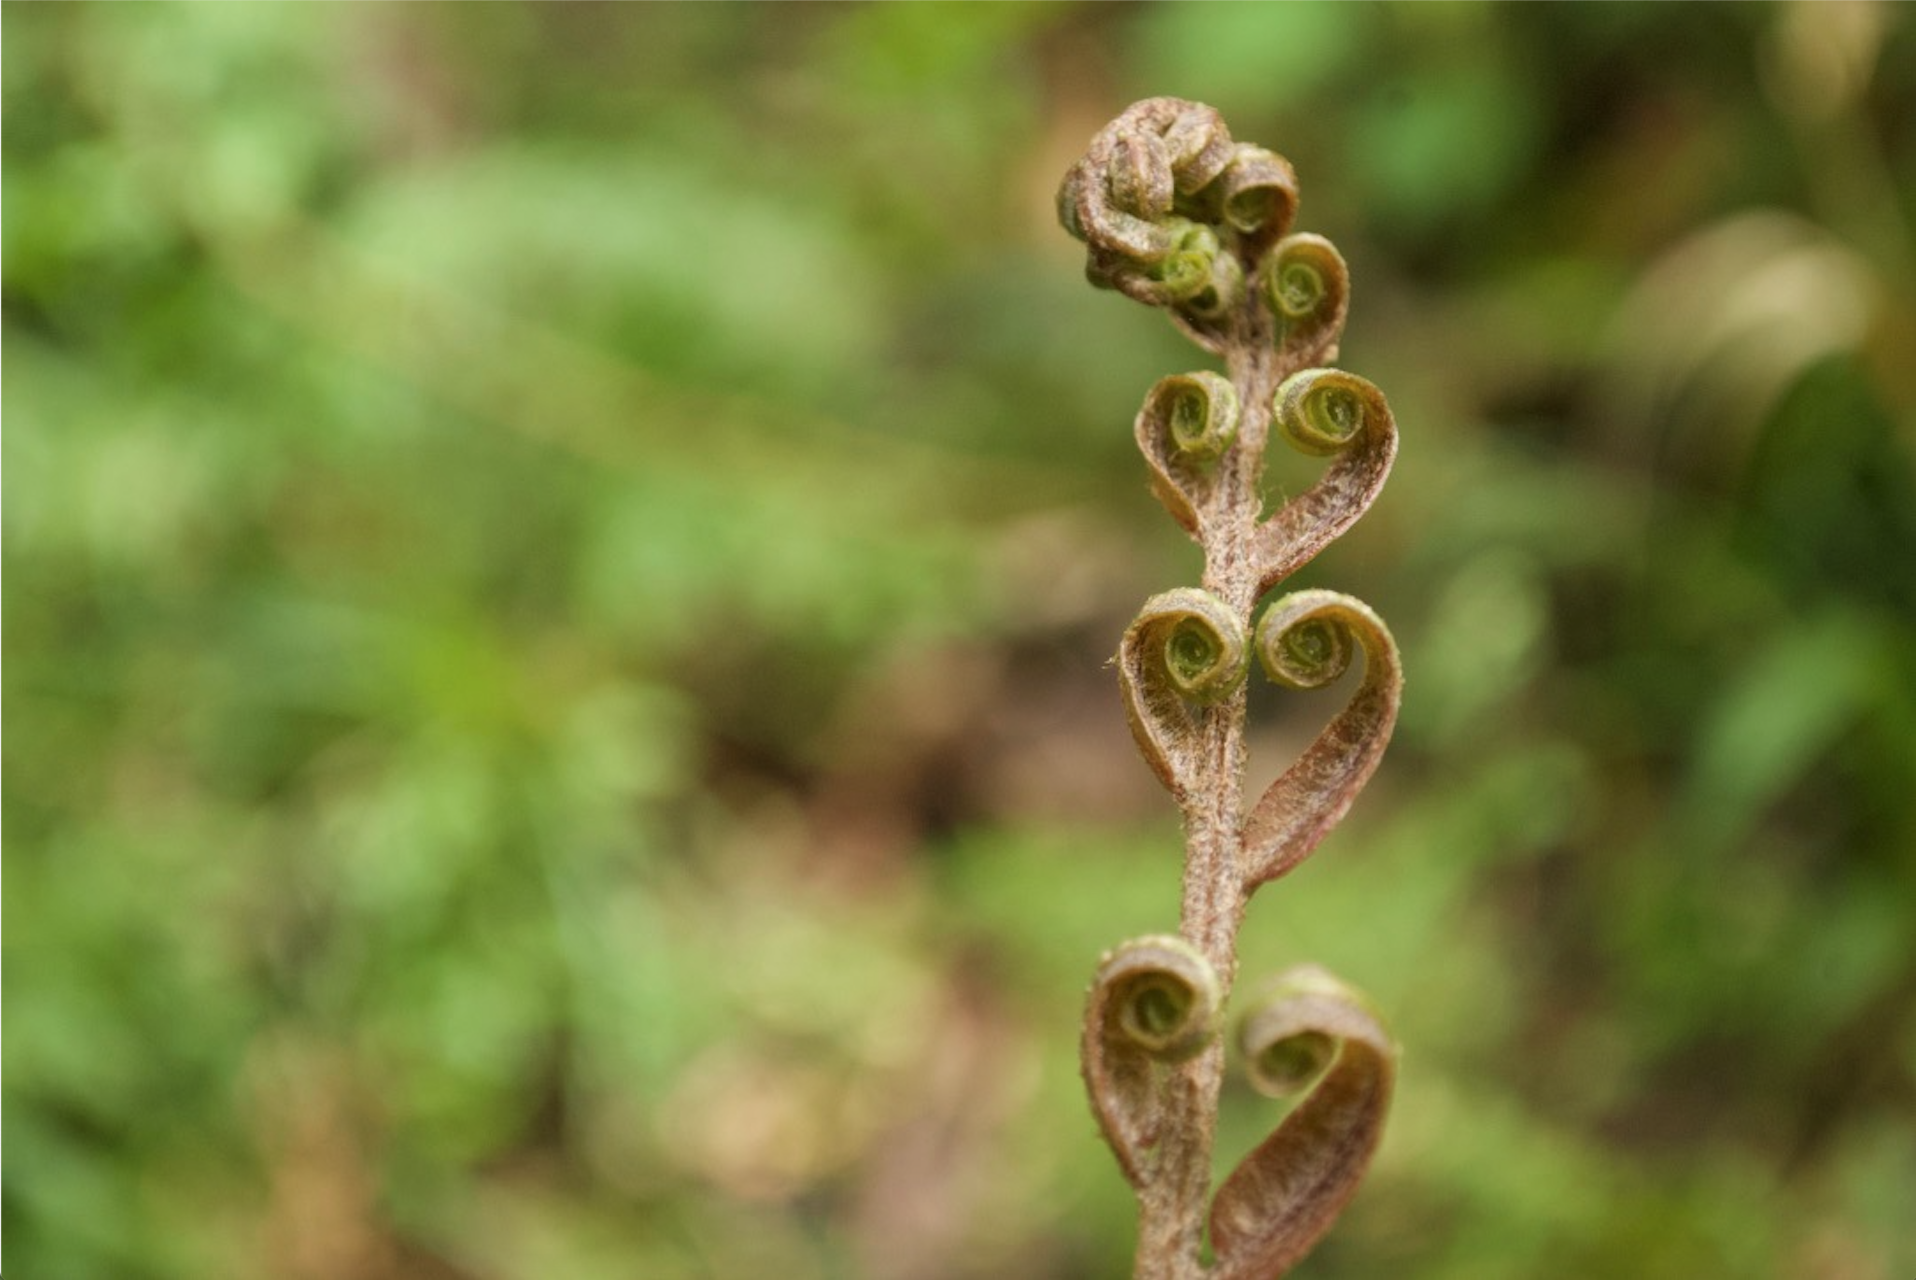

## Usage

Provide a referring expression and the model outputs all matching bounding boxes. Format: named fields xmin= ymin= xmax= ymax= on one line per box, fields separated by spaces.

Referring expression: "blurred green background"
xmin=7 ymin=3 xmax=1916 ymax=1277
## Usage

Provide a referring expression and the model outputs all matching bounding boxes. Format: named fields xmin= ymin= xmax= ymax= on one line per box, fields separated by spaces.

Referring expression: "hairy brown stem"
xmin=1136 ymin=305 xmax=1287 ymax=1279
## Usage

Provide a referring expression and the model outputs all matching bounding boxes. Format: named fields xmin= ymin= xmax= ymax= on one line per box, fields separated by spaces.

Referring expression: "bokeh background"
xmin=7 ymin=3 xmax=1916 ymax=1277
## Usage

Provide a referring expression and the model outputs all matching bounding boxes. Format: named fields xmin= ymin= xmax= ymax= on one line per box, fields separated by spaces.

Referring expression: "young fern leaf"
xmin=1214 ymin=146 xmax=1299 ymax=252
xmin=1136 ymin=372 xmax=1241 ymax=538
xmin=1209 ymin=967 xmax=1397 ymax=1280
xmin=1117 ymin=588 xmax=1249 ymax=799
xmin=1082 ymin=936 xmax=1226 ymax=1187
xmin=1261 ymin=235 xmax=1350 ymax=367
xmin=1254 ymin=369 xmax=1397 ymax=594
xmin=1059 ymin=97 xmax=1403 ymax=1279
xmin=1242 ymin=590 xmax=1402 ymax=891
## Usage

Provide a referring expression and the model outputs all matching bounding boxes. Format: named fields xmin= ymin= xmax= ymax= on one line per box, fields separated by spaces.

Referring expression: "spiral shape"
xmin=1159 ymin=371 xmax=1240 ymax=461
xmin=1277 ymin=367 xmax=1370 ymax=458
xmin=1259 ymin=606 xmax=1355 ymax=692
xmin=1236 ymin=966 xmax=1369 ymax=1096
xmin=1242 ymin=591 xmax=1401 ymax=890
xmin=1135 ymin=371 xmax=1239 ymax=534
xmin=1119 ymin=589 xmax=1250 ymax=796
xmin=1254 ymin=368 xmax=1398 ymax=593
xmin=1216 ymin=144 xmax=1299 ymax=246
xmin=1209 ymin=966 xmax=1395 ymax=1280
xmin=1263 ymin=234 xmax=1350 ymax=367
xmin=1096 ymin=934 xmax=1224 ymax=1062
xmin=1082 ymin=935 xmax=1225 ymax=1187
xmin=1058 ymin=97 xmax=1306 ymax=348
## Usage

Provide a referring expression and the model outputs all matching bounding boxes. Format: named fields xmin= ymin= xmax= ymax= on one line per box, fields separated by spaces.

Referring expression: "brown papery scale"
xmin=1058 ymin=99 xmax=1404 ymax=1279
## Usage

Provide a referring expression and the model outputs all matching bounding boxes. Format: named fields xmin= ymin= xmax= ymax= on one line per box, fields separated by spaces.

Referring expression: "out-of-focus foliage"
xmin=6 ymin=4 xmax=1915 ymax=1278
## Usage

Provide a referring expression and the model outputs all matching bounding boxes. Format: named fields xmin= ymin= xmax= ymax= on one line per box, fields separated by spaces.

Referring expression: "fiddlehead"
xmin=1058 ymin=98 xmax=1404 ymax=1280
xmin=1081 ymin=936 xmax=1225 ymax=1187
xmin=1253 ymin=368 xmax=1398 ymax=594
xmin=1117 ymin=588 xmax=1249 ymax=799
xmin=1209 ymin=967 xmax=1396 ymax=1280
xmin=1242 ymin=590 xmax=1401 ymax=891
xmin=1057 ymin=97 xmax=1289 ymax=352
xmin=1059 ymin=99 xmax=1233 ymax=267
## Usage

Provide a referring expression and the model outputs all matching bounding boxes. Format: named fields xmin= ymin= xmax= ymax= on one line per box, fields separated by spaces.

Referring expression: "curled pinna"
xmin=1263 ymin=234 xmax=1350 ymax=366
xmin=1255 ymin=368 xmax=1398 ymax=594
xmin=1242 ymin=590 xmax=1401 ymax=890
xmin=1081 ymin=935 xmax=1225 ymax=1187
xmin=1060 ymin=97 xmax=1405 ymax=1280
xmin=1135 ymin=371 xmax=1240 ymax=535
xmin=1209 ymin=966 xmax=1396 ymax=1280
xmin=1118 ymin=588 xmax=1249 ymax=797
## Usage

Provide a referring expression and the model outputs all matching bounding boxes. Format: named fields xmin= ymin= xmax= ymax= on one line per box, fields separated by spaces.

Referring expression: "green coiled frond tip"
xmin=1161 ymin=371 xmax=1239 ymax=461
xmin=1258 ymin=602 xmax=1356 ymax=692
xmin=1275 ymin=366 xmax=1380 ymax=457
